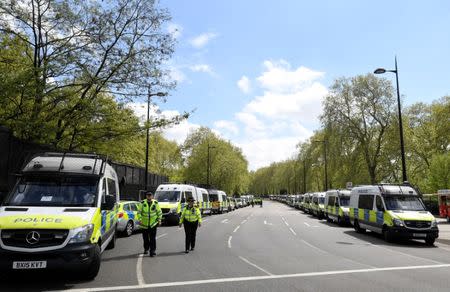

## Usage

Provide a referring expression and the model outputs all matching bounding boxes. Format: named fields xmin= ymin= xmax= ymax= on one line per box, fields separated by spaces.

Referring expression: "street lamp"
xmin=313 ymin=140 xmax=328 ymax=192
xmin=207 ymin=142 xmax=216 ymax=187
xmin=144 ymin=89 xmax=168 ymax=190
xmin=374 ymin=56 xmax=407 ymax=183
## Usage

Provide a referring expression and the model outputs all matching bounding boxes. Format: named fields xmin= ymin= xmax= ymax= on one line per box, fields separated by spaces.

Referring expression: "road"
xmin=2 ymin=201 xmax=450 ymax=292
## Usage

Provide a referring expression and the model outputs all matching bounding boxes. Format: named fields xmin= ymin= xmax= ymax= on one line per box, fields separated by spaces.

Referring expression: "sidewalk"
xmin=436 ymin=217 xmax=450 ymax=245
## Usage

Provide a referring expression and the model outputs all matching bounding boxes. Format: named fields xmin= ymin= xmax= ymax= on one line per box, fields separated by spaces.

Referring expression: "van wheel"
xmin=337 ymin=216 xmax=344 ymax=226
xmin=383 ymin=227 xmax=394 ymax=243
xmin=124 ymin=221 xmax=134 ymax=237
xmin=106 ymin=231 xmax=116 ymax=250
xmin=354 ymin=220 xmax=366 ymax=233
xmin=83 ymin=245 xmax=101 ymax=280
xmin=425 ymin=237 xmax=435 ymax=246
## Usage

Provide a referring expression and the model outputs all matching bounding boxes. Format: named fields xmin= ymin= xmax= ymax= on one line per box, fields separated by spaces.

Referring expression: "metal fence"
xmin=0 ymin=126 xmax=168 ymax=202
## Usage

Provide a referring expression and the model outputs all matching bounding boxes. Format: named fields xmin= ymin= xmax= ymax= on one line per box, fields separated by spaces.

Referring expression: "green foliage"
xmin=427 ymin=153 xmax=450 ymax=191
xmin=181 ymin=127 xmax=249 ymax=195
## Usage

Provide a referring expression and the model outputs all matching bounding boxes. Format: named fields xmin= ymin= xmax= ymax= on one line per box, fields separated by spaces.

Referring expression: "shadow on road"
xmin=343 ymin=230 xmax=438 ymax=249
xmin=0 ymin=270 xmax=89 ymax=292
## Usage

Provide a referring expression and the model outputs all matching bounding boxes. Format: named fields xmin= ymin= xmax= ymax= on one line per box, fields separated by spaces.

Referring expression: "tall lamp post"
xmin=144 ymin=89 xmax=167 ymax=191
xmin=313 ymin=140 xmax=328 ymax=192
xmin=207 ymin=143 xmax=216 ymax=187
xmin=374 ymin=57 xmax=407 ymax=183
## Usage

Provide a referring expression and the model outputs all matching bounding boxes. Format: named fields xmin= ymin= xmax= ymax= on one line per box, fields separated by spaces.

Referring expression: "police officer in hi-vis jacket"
xmin=139 ymin=191 xmax=162 ymax=257
xmin=179 ymin=197 xmax=202 ymax=253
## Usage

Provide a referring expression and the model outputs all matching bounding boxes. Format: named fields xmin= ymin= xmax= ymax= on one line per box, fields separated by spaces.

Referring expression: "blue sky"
xmin=135 ymin=0 xmax=450 ymax=170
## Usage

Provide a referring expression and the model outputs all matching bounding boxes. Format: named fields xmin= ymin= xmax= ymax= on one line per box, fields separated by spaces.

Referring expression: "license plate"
xmin=13 ymin=261 xmax=47 ymax=269
xmin=413 ymin=233 xmax=427 ymax=238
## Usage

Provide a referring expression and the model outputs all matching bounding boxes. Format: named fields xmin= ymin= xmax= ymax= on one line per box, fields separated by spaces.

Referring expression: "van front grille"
xmin=1 ymin=229 xmax=69 ymax=248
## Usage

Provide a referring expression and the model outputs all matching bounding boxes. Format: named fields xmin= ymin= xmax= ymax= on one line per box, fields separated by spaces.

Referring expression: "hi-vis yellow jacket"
xmin=179 ymin=206 xmax=202 ymax=223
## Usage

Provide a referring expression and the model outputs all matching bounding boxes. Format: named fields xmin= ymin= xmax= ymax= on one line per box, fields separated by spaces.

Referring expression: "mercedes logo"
xmin=26 ymin=231 xmax=40 ymax=245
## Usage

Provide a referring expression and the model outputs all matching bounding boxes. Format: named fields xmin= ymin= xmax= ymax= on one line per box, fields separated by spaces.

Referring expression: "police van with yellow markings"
xmin=311 ymin=192 xmax=326 ymax=219
xmin=116 ymin=201 xmax=141 ymax=237
xmin=155 ymin=183 xmax=202 ymax=225
xmin=325 ymin=189 xmax=351 ymax=225
xmin=0 ymin=153 xmax=119 ymax=279
xmin=349 ymin=184 xmax=439 ymax=245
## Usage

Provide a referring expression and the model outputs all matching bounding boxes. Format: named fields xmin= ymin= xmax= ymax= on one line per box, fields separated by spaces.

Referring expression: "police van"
xmin=196 ymin=187 xmax=211 ymax=215
xmin=325 ymin=189 xmax=351 ymax=225
xmin=154 ymin=183 xmax=201 ymax=225
xmin=209 ymin=190 xmax=228 ymax=214
xmin=349 ymin=184 xmax=439 ymax=245
xmin=301 ymin=193 xmax=312 ymax=213
xmin=311 ymin=192 xmax=326 ymax=219
xmin=0 ymin=153 xmax=119 ymax=279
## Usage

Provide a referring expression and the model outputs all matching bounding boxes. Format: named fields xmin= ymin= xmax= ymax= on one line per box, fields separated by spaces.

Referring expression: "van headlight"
xmin=431 ymin=219 xmax=438 ymax=228
xmin=69 ymin=224 xmax=94 ymax=244
xmin=393 ymin=218 xmax=404 ymax=227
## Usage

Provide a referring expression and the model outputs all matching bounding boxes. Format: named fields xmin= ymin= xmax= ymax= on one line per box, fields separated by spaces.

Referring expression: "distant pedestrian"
xmin=251 ymin=200 xmax=254 ymax=207
xmin=179 ymin=197 xmax=202 ymax=253
xmin=139 ymin=191 xmax=162 ymax=257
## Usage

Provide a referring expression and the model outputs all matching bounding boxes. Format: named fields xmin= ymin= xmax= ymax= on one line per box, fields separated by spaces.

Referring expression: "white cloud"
xmin=213 ymin=120 xmax=239 ymax=136
xmin=237 ymin=76 xmax=251 ymax=94
xmin=213 ymin=59 xmax=326 ymax=170
xmin=127 ymin=103 xmax=199 ymax=144
xmin=190 ymin=64 xmax=213 ymax=74
xmin=167 ymin=23 xmax=183 ymax=39
xmin=257 ymin=60 xmax=324 ymax=93
xmin=189 ymin=32 xmax=218 ymax=48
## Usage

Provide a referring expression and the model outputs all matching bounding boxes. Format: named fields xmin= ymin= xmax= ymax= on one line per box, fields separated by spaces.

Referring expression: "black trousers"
xmin=142 ymin=226 xmax=157 ymax=253
xmin=183 ymin=220 xmax=198 ymax=251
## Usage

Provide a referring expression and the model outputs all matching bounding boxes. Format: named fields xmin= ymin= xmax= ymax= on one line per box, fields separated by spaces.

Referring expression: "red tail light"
xmin=118 ymin=212 xmax=124 ymax=218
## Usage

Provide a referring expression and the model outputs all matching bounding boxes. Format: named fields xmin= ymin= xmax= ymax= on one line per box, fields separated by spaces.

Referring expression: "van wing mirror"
xmin=101 ymin=195 xmax=116 ymax=210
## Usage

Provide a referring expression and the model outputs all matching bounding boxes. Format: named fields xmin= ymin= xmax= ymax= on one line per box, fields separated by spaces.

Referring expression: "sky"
xmin=134 ymin=0 xmax=450 ymax=171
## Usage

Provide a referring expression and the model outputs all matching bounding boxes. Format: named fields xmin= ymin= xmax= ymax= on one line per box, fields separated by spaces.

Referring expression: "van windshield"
xmin=340 ymin=196 xmax=350 ymax=206
xmin=155 ymin=191 xmax=180 ymax=202
xmin=384 ymin=195 xmax=426 ymax=211
xmin=5 ymin=176 xmax=98 ymax=207
xmin=319 ymin=197 xmax=325 ymax=204
xmin=209 ymin=194 xmax=218 ymax=202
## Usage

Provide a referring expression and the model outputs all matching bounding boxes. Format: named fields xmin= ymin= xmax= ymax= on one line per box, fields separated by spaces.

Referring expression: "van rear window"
xmin=358 ymin=195 xmax=374 ymax=210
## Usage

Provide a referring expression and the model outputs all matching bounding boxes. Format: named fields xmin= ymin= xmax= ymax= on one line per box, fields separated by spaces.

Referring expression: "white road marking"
xmin=284 ymin=221 xmax=289 ymax=227
xmin=156 ymin=233 xmax=167 ymax=239
xmin=301 ymin=239 xmax=328 ymax=255
xmin=304 ymin=222 xmax=311 ymax=227
xmin=370 ymin=244 xmax=444 ymax=265
xmin=241 ymin=219 xmax=247 ymax=224
xmin=264 ymin=220 xmax=267 ymax=225
xmin=228 ymin=236 xmax=232 ymax=248
xmin=67 ymin=264 xmax=450 ymax=292
xmin=221 ymin=219 xmax=229 ymax=224
xmin=289 ymin=227 xmax=297 ymax=236
xmin=233 ymin=226 xmax=240 ymax=233
xmin=239 ymin=256 xmax=273 ymax=276
xmin=136 ymin=254 xmax=145 ymax=286
xmin=136 ymin=233 xmax=167 ymax=285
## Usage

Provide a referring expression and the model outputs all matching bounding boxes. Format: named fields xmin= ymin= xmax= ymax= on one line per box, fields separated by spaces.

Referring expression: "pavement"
xmin=2 ymin=201 xmax=450 ymax=292
xmin=436 ymin=217 xmax=450 ymax=245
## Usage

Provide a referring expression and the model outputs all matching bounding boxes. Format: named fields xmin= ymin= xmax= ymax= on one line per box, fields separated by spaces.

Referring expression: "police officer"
xmin=139 ymin=191 xmax=162 ymax=257
xmin=179 ymin=197 xmax=202 ymax=253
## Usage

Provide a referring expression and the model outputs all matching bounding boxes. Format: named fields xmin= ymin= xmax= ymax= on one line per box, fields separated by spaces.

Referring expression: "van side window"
xmin=185 ymin=191 xmax=193 ymax=201
xmin=131 ymin=203 xmax=138 ymax=211
xmin=107 ymin=178 xmax=117 ymax=196
xmin=358 ymin=195 xmax=374 ymax=210
xmin=123 ymin=203 xmax=130 ymax=211
xmin=328 ymin=196 xmax=335 ymax=206
xmin=101 ymin=178 xmax=107 ymax=202
xmin=202 ymin=193 xmax=208 ymax=201
xmin=376 ymin=196 xmax=384 ymax=211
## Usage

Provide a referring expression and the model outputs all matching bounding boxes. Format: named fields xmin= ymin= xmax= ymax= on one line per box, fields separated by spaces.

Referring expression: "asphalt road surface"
xmin=2 ymin=201 xmax=450 ymax=292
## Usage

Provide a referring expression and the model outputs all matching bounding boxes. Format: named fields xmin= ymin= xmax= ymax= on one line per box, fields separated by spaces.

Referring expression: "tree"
xmin=0 ymin=0 xmax=187 ymax=146
xmin=181 ymin=127 xmax=249 ymax=195
xmin=427 ymin=153 xmax=450 ymax=191
xmin=321 ymin=74 xmax=396 ymax=184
